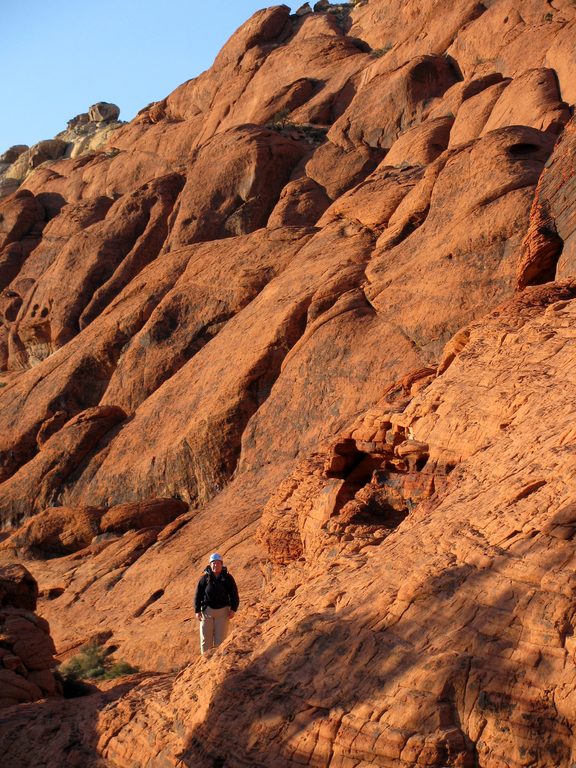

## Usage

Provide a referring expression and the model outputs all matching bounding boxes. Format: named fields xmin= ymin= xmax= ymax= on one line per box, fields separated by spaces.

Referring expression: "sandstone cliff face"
xmin=0 ymin=2 xmax=576 ymax=766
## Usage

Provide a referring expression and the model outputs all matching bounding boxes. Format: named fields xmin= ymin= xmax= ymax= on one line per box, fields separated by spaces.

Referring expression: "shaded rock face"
xmin=0 ymin=564 xmax=60 ymax=708
xmin=0 ymin=497 xmax=188 ymax=556
xmin=518 ymin=115 xmax=576 ymax=288
xmin=0 ymin=1 xmax=575 ymax=767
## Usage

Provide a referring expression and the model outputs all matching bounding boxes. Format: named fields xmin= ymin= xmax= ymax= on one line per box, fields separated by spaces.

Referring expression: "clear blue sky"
xmin=1 ymin=1 xmax=294 ymax=154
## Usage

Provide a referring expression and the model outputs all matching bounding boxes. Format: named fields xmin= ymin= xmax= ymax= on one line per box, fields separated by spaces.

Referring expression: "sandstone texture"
xmin=0 ymin=565 xmax=60 ymax=709
xmin=0 ymin=1 xmax=575 ymax=766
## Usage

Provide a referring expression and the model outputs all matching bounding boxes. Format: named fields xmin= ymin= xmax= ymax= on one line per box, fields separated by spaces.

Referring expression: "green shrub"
xmin=59 ymin=642 xmax=139 ymax=682
xmin=370 ymin=43 xmax=392 ymax=58
xmin=270 ymin=108 xmax=291 ymax=130
xmin=103 ymin=661 xmax=139 ymax=680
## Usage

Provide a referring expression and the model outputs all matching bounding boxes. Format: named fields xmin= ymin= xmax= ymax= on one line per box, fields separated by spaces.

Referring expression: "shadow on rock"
xmin=175 ymin=537 xmax=576 ymax=768
xmin=0 ymin=675 xmax=147 ymax=768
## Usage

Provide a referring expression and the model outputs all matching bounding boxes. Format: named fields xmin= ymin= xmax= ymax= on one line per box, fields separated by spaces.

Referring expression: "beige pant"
xmin=200 ymin=606 xmax=230 ymax=654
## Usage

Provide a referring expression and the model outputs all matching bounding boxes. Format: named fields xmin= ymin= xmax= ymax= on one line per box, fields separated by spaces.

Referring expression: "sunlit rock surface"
xmin=0 ymin=2 xmax=576 ymax=766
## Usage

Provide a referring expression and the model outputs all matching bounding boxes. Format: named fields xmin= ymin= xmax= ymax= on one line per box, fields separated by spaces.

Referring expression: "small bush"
xmin=270 ymin=108 xmax=292 ymax=130
xmin=59 ymin=642 xmax=139 ymax=683
xmin=103 ymin=661 xmax=139 ymax=680
xmin=370 ymin=43 xmax=392 ymax=58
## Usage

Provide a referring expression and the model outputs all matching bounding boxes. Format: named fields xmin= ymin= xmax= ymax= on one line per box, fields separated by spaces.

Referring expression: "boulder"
xmin=0 ymin=565 xmax=59 ymax=709
xmin=0 ymin=564 xmax=38 ymax=610
xmin=100 ymin=498 xmax=189 ymax=534
xmin=28 ymin=140 xmax=68 ymax=169
xmin=0 ymin=506 xmax=104 ymax=556
xmin=88 ymin=102 xmax=121 ymax=123
xmin=0 ymin=145 xmax=29 ymax=164
xmin=66 ymin=112 xmax=90 ymax=129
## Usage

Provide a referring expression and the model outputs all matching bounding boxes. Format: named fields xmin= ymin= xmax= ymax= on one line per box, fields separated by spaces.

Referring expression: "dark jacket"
xmin=194 ymin=565 xmax=239 ymax=613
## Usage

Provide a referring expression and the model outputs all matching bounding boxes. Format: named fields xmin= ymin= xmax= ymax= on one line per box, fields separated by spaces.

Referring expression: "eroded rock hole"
xmin=508 ymin=143 xmax=541 ymax=157
xmin=415 ymin=456 xmax=428 ymax=472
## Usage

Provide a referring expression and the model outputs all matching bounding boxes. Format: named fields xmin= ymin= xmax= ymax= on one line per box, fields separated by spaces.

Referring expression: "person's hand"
xmin=229 ymin=610 xmax=236 ymax=620
xmin=196 ymin=612 xmax=203 ymax=621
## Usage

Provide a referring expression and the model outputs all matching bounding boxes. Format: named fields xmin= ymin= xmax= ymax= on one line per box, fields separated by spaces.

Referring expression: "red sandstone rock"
xmin=0 ymin=1 xmax=574 ymax=765
xmin=0 ymin=565 xmax=59 ymax=709
xmin=0 ymin=190 xmax=45 ymax=254
xmin=383 ymin=115 xmax=454 ymax=168
xmin=328 ymin=54 xmax=461 ymax=151
xmin=545 ymin=18 xmax=576 ymax=105
xmin=480 ymin=68 xmax=570 ymax=136
xmin=102 ymin=226 xmax=315 ymax=413
xmin=12 ymin=173 xmax=183 ymax=362
xmin=100 ymin=499 xmax=188 ymax=534
xmin=0 ymin=564 xmax=38 ymax=611
xmin=163 ymin=127 xmax=308 ymax=250
xmin=448 ymin=79 xmax=511 ymax=147
xmin=317 ymin=163 xmax=424 ymax=234
xmin=0 ymin=406 xmax=126 ymax=526
xmin=0 ymin=247 xmax=190 ymax=487
xmin=303 ymin=140 xmax=385 ymax=200
xmin=267 ymin=176 xmax=331 ymax=227
xmin=0 ymin=506 xmax=104 ymax=557
xmin=445 ymin=0 xmax=570 ymax=81
xmin=0 ymin=191 xmax=45 ymax=293
xmin=365 ymin=126 xmax=555 ymax=364
xmin=517 ymin=115 xmax=576 ymax=288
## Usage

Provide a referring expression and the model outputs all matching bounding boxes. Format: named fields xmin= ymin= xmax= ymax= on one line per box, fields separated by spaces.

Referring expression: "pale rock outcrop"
xmin=0 ymin=103 xmax=123 ymax=200
xmin=88 ymin=102 xmax=121 ymax=123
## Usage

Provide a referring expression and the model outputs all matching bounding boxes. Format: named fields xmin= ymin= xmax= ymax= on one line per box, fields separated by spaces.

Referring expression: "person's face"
xmin=211 ymin=559 xmax=223 ymax=575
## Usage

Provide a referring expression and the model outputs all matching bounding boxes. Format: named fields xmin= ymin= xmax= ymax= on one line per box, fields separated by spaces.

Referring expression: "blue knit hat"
xmin=209 ymin=552 xmax=223 ymax=563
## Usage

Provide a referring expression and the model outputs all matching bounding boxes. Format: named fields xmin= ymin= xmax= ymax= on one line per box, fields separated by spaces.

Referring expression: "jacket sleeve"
xmin=227 ymin=573 xmax=239 ymax=612
xmin=194 ymin=576 xmax=206 ymax=613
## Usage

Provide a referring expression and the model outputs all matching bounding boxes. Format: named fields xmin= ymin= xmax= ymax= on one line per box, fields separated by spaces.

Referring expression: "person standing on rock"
xmin=194 ymin=553 xmax=239 ymax=654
